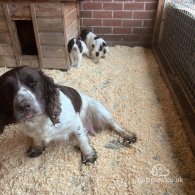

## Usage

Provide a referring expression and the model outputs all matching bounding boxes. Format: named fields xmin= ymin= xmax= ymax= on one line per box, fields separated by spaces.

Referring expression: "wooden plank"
xmin=0 ymin=20 xmax=9 ymax=33
xmin=20 ymin=55 xmax=39 ymax=68
xmin=62 ymin=2 xmax=70 ymax=69
xmin=42 ymin=46 xmax=65 ymax=58
xmin=8 ymin=3 xmax=31 ymax=19
xmin=40 ymin=32 xmax=65 ymax=46
xmin=76 ymin=1 xmax=80 ymax=36
xmin=0 ymin=56 xmax=17 ymax=67
xmin=65 ymin=8 xmax=77 ymax=28
xmin=152 ymin=0 xmax=165 ymax=48
xmin=35 ymin=4 xmax=63 ymax=17
xmin=64 ymin=2 xmax=76 ymax=17
xmin=0 ymin=33 xmax=12 ymax=44
xmin=42 ymin=57 xmax=68 ymax=69
xmin=37 ymin=18 xmax=63 ymax=32
xmin=0 ymin=45 xmax=14 ymax=55
xmin=3 ymin=4 xmax=20 ymax=66
xmin=0 ymin=0 xmax=77 ymax=2
xmin=66 ymin=20 xmax=78 ymax=41
xmin=30 ymin=4 xmax=43 ymax=68
xmin=0 ymin=4 xmax=4 ymax=17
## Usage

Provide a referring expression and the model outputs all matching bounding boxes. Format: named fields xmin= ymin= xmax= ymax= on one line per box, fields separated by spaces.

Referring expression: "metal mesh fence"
xmin=159 ymin=0 xmax=195 ymax=109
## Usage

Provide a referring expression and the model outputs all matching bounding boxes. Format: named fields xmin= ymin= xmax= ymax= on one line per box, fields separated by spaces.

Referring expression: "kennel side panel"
xmin=33 ymin=3 xmax=68 ymax=69
xmin=63 ymin=2 xmax=80 ymax=69
xmin=64 ymin=2 xmax=79 ymax=42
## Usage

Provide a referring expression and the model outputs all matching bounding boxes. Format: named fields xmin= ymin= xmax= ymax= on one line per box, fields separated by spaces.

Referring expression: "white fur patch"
xmin=14 ymin=86 xmax=43 ymax=114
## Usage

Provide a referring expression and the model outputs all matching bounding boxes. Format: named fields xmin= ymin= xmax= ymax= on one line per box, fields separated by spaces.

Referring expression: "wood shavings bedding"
xmin=0 ymin=46 xmax=194 ymax=194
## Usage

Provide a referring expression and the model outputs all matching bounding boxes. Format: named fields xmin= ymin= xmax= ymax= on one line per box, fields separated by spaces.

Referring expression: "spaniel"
xmin=68 ymin=38 xmax=88 ymax=67
xmin=80 ymin=29 xmax=109 ymax=63
xmin=0 ymin=66 xmax=136 ymax=164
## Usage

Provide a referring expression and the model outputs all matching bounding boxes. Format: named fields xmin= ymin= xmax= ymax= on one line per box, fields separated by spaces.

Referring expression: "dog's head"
xmin=80 ymin=29 xmax=90 ymax=41
xmin=68 ymin=38 xmax=83 ymax=54
xmin=92 ymin=37 xmax=108 ymax=57
xmin=0 ymin=66 xmax=61 ymax=133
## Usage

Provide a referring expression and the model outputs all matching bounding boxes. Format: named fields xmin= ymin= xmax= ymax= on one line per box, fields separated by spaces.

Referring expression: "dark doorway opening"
xmin=15 ymin=20 xmax=38 ymax=55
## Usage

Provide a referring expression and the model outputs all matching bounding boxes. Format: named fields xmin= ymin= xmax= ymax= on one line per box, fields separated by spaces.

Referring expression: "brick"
xmin=93 ymin=11 xmax=112 ymax=18
xmin=145 ymin=2 xmax=157 ymax=10
xmin=92 ymin=0 xmax=112 ymax=1
xmin=80 ymin=26 xmax=93 ymax=32
xmin=123 ymin=20 xmax=143 ymax=27
xmin=103 ymin=19 xmax=122 ymax=27
xmin=113 ymin=0 xmax=133 ymax=1
xmin=124 ymin=42 xmax=151 ymax=48
xmin=101 ymin=34 xmax=122 ymax=42
xmin=80 ymin=11 xmax=92 ymax=18
xmin=124 ymin=3 xmax=144 ymax=10
xmin=103 ymin=3 xmax=123 ymax=10
xmin=122 ymin=34 xmax=152 ymax=42
xmin=135 ymin=0 xmax=157 ymax=2
xmin=83 ymin=18 xmax=102 ymax=26
xmin=143 ymin=20 xmax=155 ymax=27
xmin=113 ymin=11 xmax=133 ymax=19
xmin=113 ymin=27 xmax=132 ymax=34
xmin=134 ymin=11 xmax=156 ymax=19
xmin=133 ymin=27 xmax=153 ymax=34
xmin=83 ymin=3 xmax=102 ymax=10
xmin=93 ymin=27 xmax=112 ymax=34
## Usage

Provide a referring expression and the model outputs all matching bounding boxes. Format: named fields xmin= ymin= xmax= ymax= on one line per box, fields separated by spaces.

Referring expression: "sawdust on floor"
xmin=0 ymin=46 xmax=194 ymax=194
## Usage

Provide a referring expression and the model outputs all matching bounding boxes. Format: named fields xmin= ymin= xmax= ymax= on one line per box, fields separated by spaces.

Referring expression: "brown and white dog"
xmin=68 ymin=38 xmax=89 ymax=67
xmin=0 ymin=66 xmax=136 ymax=164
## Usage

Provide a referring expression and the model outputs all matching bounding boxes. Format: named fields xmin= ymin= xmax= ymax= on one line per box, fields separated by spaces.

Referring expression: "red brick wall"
xmin=80 ymin=0 xmax=158 ymax=47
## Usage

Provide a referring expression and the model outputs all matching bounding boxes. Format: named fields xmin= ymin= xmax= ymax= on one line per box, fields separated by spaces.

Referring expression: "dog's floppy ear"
xmin=102 ymin=42 xmax=107 ymax=47
xmin=0 ymin=98 xmax=6 ymax=134
xmin=68 ymin=39 xmax=74 ymax=53
xmin=0 ymin=85 xmax=14 ymax=134
xmin=39 ymin=70 xmax=61 ymax=124
xmin=78 ymin=40 xmax=83 ymax=53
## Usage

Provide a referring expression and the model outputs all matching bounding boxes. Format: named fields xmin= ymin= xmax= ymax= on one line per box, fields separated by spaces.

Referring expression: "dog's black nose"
xmin=96 ymin=52 xmax=99 ymax=57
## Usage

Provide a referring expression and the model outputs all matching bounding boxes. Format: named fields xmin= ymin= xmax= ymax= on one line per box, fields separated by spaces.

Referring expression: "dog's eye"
xmin=27 ymin=80 xmax=37 ymax=88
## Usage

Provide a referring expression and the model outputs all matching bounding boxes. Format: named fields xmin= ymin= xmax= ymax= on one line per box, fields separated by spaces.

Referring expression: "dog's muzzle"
xmin=14 ymin=98 xmax=36 ymax=122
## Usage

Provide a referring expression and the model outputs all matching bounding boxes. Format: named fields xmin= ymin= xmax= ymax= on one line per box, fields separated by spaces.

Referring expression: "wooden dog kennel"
xmin=0 ymin=0 xmax=80 ymax=69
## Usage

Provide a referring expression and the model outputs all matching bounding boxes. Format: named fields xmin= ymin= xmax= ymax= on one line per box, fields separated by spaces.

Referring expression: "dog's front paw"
xmin=26 ymin=146 xmax=46 ymax=158
xmin=82 ymin=150 xmax=97 ymax=165
xmin=123 ymin=133 xmax=137 ymax=146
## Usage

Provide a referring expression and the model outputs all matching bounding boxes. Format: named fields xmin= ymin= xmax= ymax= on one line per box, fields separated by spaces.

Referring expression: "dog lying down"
xmin=0 ymin=66 xmax=137 ymax=164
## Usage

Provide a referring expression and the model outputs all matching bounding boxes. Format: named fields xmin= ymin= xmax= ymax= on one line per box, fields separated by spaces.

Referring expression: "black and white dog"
xmin=0 ymin=66 xmax=136 ymax=164
xmin=68 ymin=38 xmax=88 ymax=67
xmin=81 ymin=29 xmax=109 ymax=63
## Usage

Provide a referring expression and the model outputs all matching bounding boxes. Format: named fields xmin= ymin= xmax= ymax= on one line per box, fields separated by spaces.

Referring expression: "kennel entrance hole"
xmin=15 ymin=20 xmax=38 ymax=55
